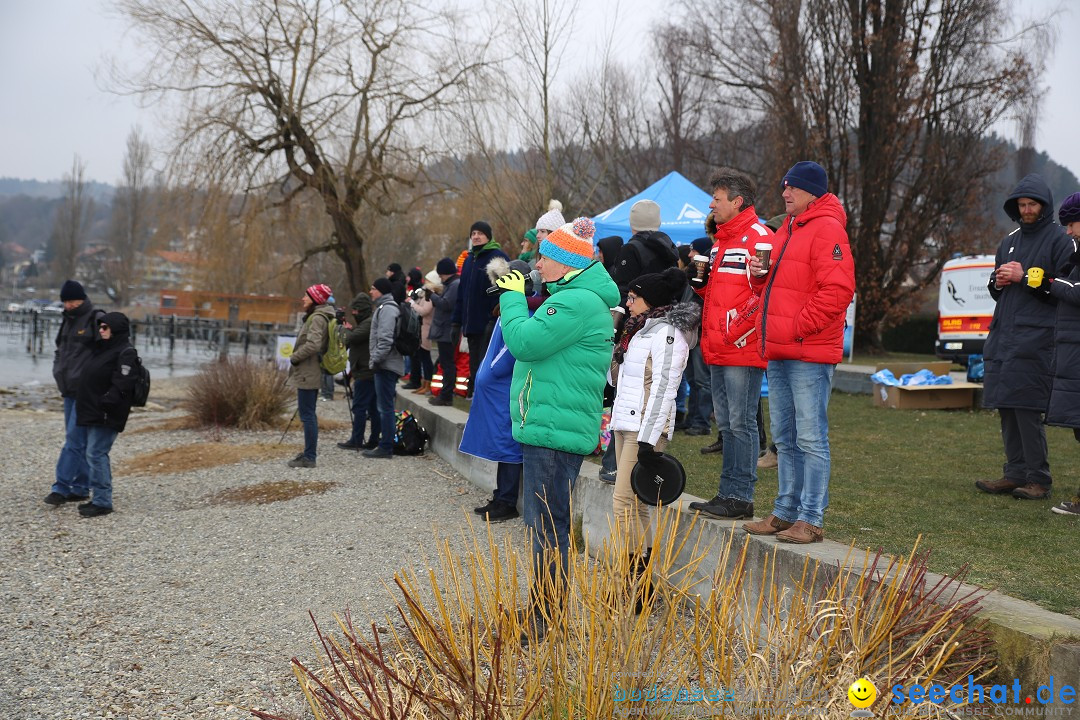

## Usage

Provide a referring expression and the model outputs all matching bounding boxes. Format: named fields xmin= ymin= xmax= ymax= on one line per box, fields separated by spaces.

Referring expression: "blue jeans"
xmin=53 ymin=396 xmax=90 ymax=496
xmin=684 ymin=343 xmax=712 ymax=431
xmin=348 ymin=378 xmax=380 ymax=446
xmin=521 ymin=444 xmax=584 ymax=592
xmin=709 ymin=365 xmax=764 ymax=503
xmin=297 ymin=388 xmax=318 ymax=460
xmin=373 ymin=369 xmax=398 ymax=452
xmin=494 ymin=462 xmax=522 ymax=507
xmin=767 ymin=360 xmax=835 ymax=528
xmin=85 ymin=425 xmax=119 ymax=509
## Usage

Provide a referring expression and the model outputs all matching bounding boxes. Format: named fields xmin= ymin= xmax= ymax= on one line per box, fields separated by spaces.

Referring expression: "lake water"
xmin=0 ymin=332 xmax=270 ymax=389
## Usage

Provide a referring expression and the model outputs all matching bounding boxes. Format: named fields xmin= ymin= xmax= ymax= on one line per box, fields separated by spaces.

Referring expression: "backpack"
xmin=130 ymin=354 xmax=151 ymax=407
xmin=319 ymin=315 xmax=348 ymax=375
xmin=394 ymin=301 xmax=422 ymax=357
xmin=393 ymin=410 xmax=429 ymax=455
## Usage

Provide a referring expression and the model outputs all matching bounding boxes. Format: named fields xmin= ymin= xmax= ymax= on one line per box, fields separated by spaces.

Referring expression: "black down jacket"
xmin=76 ymin=312 xmax=139 ymax=433
xmin=982 ymin=174 xmax=1075 ymax=411
xmin=1046 ymin=239 xmax=1080 ymax=428
xmin=52 ymin=299 xmax=102 ymax=398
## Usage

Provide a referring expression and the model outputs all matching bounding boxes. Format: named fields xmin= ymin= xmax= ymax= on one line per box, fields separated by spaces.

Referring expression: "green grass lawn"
xmin=661 ymin=392 xmax=1080 ymax=617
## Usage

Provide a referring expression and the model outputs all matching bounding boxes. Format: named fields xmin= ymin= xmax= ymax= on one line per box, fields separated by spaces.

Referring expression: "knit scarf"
xmin=613 ymin=305 xmax=671 ymax=365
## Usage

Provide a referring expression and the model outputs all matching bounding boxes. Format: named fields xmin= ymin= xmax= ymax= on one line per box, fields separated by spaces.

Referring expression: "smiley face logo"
xmin=848 ymin=677 xmax=877 ymax=709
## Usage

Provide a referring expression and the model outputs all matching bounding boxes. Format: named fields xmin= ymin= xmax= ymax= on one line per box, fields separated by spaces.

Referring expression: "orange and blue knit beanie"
xmin=540 ymin=217 xmax=596 ymax=269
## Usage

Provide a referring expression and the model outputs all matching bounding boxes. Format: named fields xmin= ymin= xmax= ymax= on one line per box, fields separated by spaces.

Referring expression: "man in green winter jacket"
xmin=495 ymin=216 xmax=620 ymax=624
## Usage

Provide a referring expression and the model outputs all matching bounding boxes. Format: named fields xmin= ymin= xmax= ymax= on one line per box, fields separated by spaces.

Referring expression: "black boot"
xmin=629 ymin=549 xmax=655 ymax=615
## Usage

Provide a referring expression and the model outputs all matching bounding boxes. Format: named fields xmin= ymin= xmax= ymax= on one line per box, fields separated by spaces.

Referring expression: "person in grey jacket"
xmin=287 ymin=284 xmax=335 ymax=468
xmin=976 ymin=174 xmax=1074 ymax=500
xmin=337 ymin=292 xmax=381 ymax=451
xmin=366 ymin=277 xmax=403 ymax=458
xmin=427 ymin=257 xmax=461 ymax=406
xmin=45 ymin=279 xmax=101 ymax=506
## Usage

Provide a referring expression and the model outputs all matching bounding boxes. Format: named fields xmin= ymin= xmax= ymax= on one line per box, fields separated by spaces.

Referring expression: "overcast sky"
xmin=1 ymin=0 xmax=1076 ymax=186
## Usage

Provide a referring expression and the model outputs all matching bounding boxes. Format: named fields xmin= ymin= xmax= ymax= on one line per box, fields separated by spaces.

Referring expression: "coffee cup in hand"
xmin=692 ymin=255 xmax=709 ymax=282
xmin=754 ymin=243 xmax=773 ymax=272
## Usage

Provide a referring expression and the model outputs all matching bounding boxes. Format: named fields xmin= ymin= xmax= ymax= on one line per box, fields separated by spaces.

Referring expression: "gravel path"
xmin=1 ymin=379 xmax=519 ymax=720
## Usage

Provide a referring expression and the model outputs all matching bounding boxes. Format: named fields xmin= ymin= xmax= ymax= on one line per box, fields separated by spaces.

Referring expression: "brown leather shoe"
xmin=974 ymin=477 xmax=1023 ymax=494
xmin=1011 ymin=483 xmax=1051 ymax=500
xmin=776 ymin=520 xmax=824 ymax=544
xmin=742 ymin=514 xmax=794 ymax=536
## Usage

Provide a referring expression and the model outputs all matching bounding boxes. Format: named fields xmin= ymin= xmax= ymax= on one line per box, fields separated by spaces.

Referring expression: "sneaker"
xmin=1011 ymin=483 xmax=1050 ymax=500
xmin=474 ymin=499 xmax=495 ymax=515
xmin=598 ymin=469 xmax=617 ymax=485
xmin=1050 ymin=499 xmax=1080 ymax=516
xmin=401 ymin=382 xmax=421 ymax=390
xmin=742 ymin=514 xmax=794 ymax=536
xmin=757 ymin=448 xmax=778 ymax=469
xmin=78 ymin=503 xmax=113 ymax=518
xmin=483 ymin=502 xmax=520 ymax=523
xmin=776 ymin=520 xmax=824 ymax=544
xmin=287 ymin=456 xmax=316 ymax=468
xmin=689 ymin=496 xmax=754 ymax=519
xmin=44 ymin=491 xmax=89 ymax=506
xmin=699 ymin=440 xmax=724 ymax=455
xmin=337 ymin=441 xmax=362 ymax=450
xmin=428 ymin=395 xmax=453 ymax=407
xmin=975 ymin=477 xmax=1023 ymax=494
xmin=362 ymin=446 xmax=394 ymax=459
xmin=685 ymin=426 xmax=711 ymax=436
xmin=319 ymin=397 xmax=332 ymax=402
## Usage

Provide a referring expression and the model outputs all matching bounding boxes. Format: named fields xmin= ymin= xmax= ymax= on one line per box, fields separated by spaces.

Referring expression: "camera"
xmin=410 ymin=288 xmax=428 ymax=301
xmin=335 ymin=308 xmax=346 ymax=323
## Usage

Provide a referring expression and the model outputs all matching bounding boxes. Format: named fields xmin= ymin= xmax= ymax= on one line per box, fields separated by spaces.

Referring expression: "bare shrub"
xmin=184 ymin=359 xmax=291 ymax=430
xmin=250 ymin=513 xmax=990 ymax=720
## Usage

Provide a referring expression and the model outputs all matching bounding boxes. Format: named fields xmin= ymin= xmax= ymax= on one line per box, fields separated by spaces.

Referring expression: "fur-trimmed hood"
xmin=643 ymin=301 xmax=700 ymax=350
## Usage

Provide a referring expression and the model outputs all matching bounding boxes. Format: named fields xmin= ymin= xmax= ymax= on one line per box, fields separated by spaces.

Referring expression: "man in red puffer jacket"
xmin=742 ymin=161 xmax=855 ymax=544
xmin=686 ymin=168 xmax=773 ymax=521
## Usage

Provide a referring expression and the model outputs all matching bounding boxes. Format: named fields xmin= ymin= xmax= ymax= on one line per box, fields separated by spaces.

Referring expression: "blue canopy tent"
xmin=591 ymin=171 xmax=713 ymax=246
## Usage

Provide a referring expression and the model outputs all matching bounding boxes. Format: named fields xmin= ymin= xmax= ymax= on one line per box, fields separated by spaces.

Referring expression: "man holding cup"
xmin=975 ymin=174 xmax=1073 ymax=500
xmin=686 ymin=168 xmax=773 ymax=520
xmin=742 ymin=161 xmax=855 ymax=543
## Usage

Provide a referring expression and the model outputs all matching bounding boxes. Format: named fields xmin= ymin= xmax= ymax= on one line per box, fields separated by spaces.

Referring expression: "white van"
xmin=935 ymin=254 xmax=996 ymax=363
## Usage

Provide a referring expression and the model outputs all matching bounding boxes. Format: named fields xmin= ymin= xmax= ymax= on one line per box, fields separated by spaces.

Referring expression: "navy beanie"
xmin=1059 ymin=192 xmax=1080 ymax=225
xmin=691 ymin=237 xmax=712 ymax=255
xmin=470 ymin=221 xmax=493 ymax=241
xmin=372 ymin=277 xmax=393 ymax=296
xmin=781 ymin=161 xmax=828 ymax=198
xmin=60 ymin=280 xmax=87 ymax=302
xmin=436 ymin=257 xmax=457 ymax=275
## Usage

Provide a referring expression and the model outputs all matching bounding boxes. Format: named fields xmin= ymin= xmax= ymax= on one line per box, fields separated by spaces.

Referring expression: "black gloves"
xmin=636 ymin=441 xmax=665 ymax=476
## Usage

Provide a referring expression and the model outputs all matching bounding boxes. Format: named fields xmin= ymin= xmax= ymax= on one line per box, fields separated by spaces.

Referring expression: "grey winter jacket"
xmin=983 ymin=174 xmax=1075 ymax=411
xmin=428 ymin=274 xmax=460 ymax=343
xmin=53 ymin=300 xmax=102 ymax=398
xmin=369 ymin=294 xmax=404 ymax=376
xmin=287 ymin=304 xmax=335 ymax=390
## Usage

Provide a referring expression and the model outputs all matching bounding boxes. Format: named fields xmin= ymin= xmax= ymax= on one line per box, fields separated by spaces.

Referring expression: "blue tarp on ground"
xmin=592 ymin=171 xmax=713 ymax=247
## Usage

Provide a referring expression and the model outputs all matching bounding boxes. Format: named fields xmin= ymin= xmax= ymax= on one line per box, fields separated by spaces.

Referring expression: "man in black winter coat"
xmin=976 ymin=174 xmax=1074 ymax=501
xmin=44 ymin=280 xmax=101 ymax=507
xmin=611 ymin=200 xmax=679 ymax=303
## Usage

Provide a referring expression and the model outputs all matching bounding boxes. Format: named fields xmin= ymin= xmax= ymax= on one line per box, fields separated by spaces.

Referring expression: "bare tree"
xmin=112 ymin=0 xmax=493 ymax=296
xmin=107 ymin=127 xmax=153 ymax=305
xmin=678 ymin=0 xmax=1043 ymax=350
xmin=50 ymin=156 xmax=94 ymax=285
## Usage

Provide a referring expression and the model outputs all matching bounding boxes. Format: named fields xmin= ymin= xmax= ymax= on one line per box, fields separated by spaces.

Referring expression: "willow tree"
xmin=677 ymin=0 xmax=1044 ymax=349
xmin=113 ymin=0 xmax=492 ymax=295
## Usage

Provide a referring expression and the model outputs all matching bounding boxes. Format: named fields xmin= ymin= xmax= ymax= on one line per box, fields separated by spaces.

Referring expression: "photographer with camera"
xmin=337 ymin=292 xmax=381 ymax=451
xmin=405 ymin=279 xmax=437 ymax=395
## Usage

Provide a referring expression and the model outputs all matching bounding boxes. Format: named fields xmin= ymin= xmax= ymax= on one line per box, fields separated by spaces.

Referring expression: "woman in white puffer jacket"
xmin=609 ymin=267 xmax=699 ymax=612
